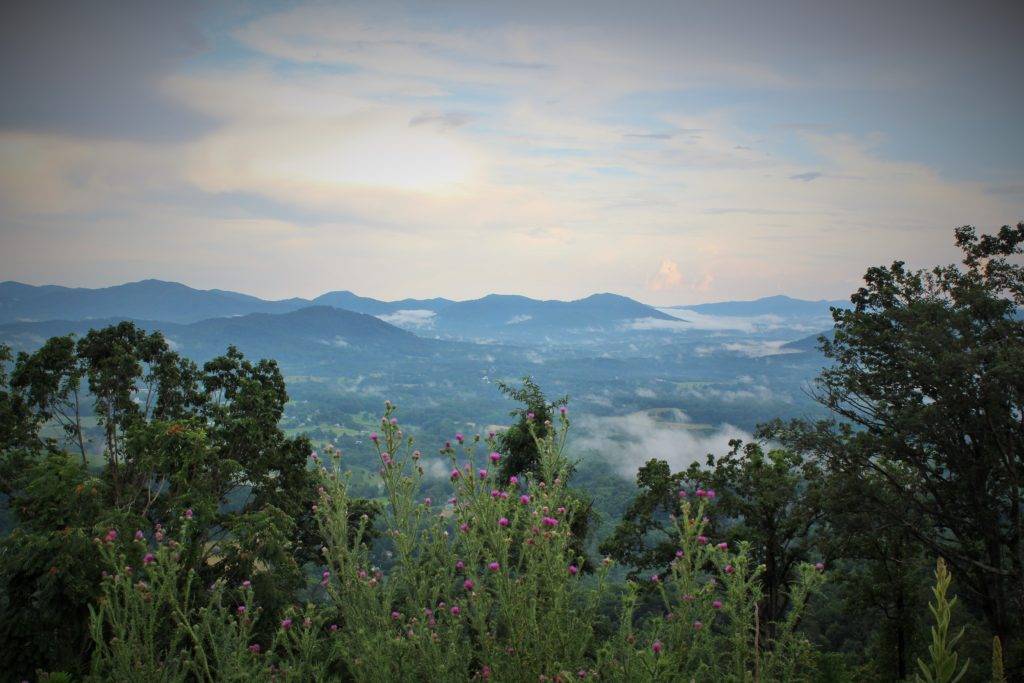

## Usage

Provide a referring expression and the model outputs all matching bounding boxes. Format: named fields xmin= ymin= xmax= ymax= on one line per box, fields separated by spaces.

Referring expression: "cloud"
xmin=409 ymin=112 xmax=473 ymax=129
xmin=574 ymin=410 xmax=751 ymax=478
xmin=790 ymin=171 xmax=823 ymax=182
xmin=377 ymin=309 xmax=436 ymax=328
xmin=506 ymin=314 xmax=532 ymax=325
xmin=648 ymin=259 xmax=683 ymax=291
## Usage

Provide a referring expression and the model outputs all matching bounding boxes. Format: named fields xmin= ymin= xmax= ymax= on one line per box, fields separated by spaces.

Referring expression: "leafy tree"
xmin=813 ymin=224 xmax=1024 ymax=654
xmin=495 ymin=376 xmax=568 ymax=481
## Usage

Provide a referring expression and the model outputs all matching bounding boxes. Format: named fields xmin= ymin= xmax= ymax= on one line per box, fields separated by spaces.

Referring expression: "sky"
xmin=1 ymin=0 xmax=1021 ymax=305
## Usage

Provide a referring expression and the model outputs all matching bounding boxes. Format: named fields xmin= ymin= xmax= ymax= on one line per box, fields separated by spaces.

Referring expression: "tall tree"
xmin=814 ymin=223 xmax=1024 ymax=653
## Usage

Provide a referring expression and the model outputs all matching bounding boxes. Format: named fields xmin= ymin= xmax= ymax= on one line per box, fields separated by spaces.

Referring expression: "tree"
xmin=601 ymin=430 xmax=825 ymax=639
xmin=813 ymin=223 xmax=1024 ymax=654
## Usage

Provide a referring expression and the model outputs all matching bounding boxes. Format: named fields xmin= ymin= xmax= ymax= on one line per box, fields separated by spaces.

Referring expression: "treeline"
xmin=0 ymin=224 xmax=1022 ymax=681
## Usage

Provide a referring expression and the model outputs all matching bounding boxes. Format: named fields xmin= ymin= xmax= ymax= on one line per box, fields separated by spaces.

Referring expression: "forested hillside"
xmin=1 ymin=225 xmax=1022 ymax=681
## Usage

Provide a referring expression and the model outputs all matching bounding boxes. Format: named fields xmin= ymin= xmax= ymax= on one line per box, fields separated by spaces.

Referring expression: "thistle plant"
xmin=914 ymin=558 xmax=969 ymax=683
xmin=87 ymin=401 xmax=828 ymax=682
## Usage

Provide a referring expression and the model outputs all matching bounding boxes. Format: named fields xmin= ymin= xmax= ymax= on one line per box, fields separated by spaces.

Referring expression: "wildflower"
xmin=557 ymin=506 xmax=566 ymax=514
xmin=713 ymin=600 xmax=723 ymax=610
xmin=693 ymin=620 xmax=703 ymax=630
xmin=675 ymin=549 xmax=684 ymax=558
xmin=682 ymin=593 xmax=695 ymax=602
xmin=499 ymin=517 xmax=510 ymax=527
xmin=490 ymin=451 xmax=501 ymax=463
xmin=568 ymin=565 xmax=579 ymax=576
xmin=697 ymin=535 xmax=708 ymax=545
xmin=460 ymin=523 xmax=470 ymax=533
xmin=509 ymin=475 xmax=519 ymax=485
xmin=242 ymin=580 xmax=252 ymax=588
xmin=464 ymin=579 xmax=475 ymax=590
xmin=499 ymin=491 xmax=509 ymax=499
xmin=370 ymin=433 xmax=378 ymax=443
xmin=154 ymin=531 xmax=164 ymax=542
xmin=104 ymin=529 xmax=117 ymax=543
xmin=542 ymin=516 xmax=559 ymax=527
xmin=717 ymin=542 xmax=728 ymax=550
xmin=815 ymin=562 xmax=825 ymax=571
xmin=456 ymin=433 xmax=464 ymax=443
xmin=450 ymin=469 xmax=461 ymax=481
xmin=560 ymin=406 xmax=568 ymax=416
xmin=478 ymin=468 xmax=488 ymax=479
xmin=455 ymin=560 xmax=465 ymax=571
xmin=520 ymin=494 xmax=531 ymax=505
xmin=488 ymin=562 xmax=500 ymax=572
xmin=706 ymin=489 xmax=716 ymax=499
xmin=280 ymin=618 xmax=293 ymax=630
xmin=390 ymin=418 xmax=397 ymax=425
xmin=724 ymin=564 xmax=735 ymax=574
xmin=696 ymin=488 xmax=706 ymax=498
xmin=412 ymin=450 xmax=421 ymax=460
xmin=652 ymin=640 xmax=663 ymax=654
xmin=142 ymin=553 xmax=156 ymax=565
xmin=526 ymin=412 xmax=535 ymax=421
xmin=678 ymin=490 xmax=687 ymax=498
xmin=237 ymin=605 xmax=246 ymax=614
xmin=391 ymin=611 xmax=401 ymax=620
xmin=184 ymin=509 xmax=194 ymax=520
xmin=134 ymin=530 xmax=144 ymax=541
xmin=248 ymin=644 xmax=261 ymax=654
xmin=650 ymin=574 xmax=660 ymax=583
xmin=330 ymin=624 xmax=338 ymax=632
xmin=450 ymin=605 xmax=461 ymax=615
xmin=380 ymin=452 xmax=392 ymax=465
xmin=424 ymin=497 xmax=432 ymax=506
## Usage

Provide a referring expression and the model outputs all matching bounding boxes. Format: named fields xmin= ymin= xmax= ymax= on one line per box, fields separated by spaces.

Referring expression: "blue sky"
xmin=1 ymin=0 xmax=1021 ymax=304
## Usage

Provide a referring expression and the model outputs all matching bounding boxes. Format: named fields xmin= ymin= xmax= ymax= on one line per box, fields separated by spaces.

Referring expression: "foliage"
xmin=813 ymin=223 xmax=1024 ymax=651
xmin=82 ymin=404 xmax=827 ymax=681
xmin=914 ymin=558 xmax=969 ymax=683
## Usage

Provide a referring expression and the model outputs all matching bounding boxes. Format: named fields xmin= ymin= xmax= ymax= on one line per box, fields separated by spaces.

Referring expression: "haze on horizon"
xmin=1 ymin=0 xmax=1021 ymax=305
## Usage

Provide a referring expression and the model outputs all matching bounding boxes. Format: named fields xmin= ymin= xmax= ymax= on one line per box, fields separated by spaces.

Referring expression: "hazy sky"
xmin=1 ymin=0 xmax=1021 ymax=304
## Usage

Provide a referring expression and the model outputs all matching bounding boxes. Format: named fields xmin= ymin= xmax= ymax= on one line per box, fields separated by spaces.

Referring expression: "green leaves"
xmin=914 ymin=559 xmax=970 ymax=683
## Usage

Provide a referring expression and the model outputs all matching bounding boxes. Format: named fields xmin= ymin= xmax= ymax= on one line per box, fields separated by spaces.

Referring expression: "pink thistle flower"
xmin=330 ymin=624 xmax=338 ymax=632
xmin=424 ymin=497 xmax=432 ymax=506
xmin=455 ymin=433 xmax=464 ymax=443
xmin=184 ymin=509 xmax=194 ymax=520
xmin=509 ymin=475 xmax=519 ymax=485
xmin=650 ymin=574 xmax=660 ymax=583
xmin=463 ymin=579 xmax=475 ymax=590
xmin=675 ymin=549 xmax=684 ymax=558
xmin=450 ymin=605 xmax=461 ymax=615
xmin=459 ymin=523 xmax=470 ymax=533
xmin=134 ymin=530 xmax=144 ymax=541
xmin=499 ymin=491 xmax=509 ymax=499
xmin=380 ymin=452 xmax=392 ymax=465
xmin=280 ymin=618 xmax=293 ymax=630
xmin=717 ymin=542 xmax=728 ymax=550
xmin=697 ymin=535 xmax=709 ymax=545
xmin=390 ymin=418 xmax=397 ymax=425
xmin=391 ymin=611 xmax=401 ymax=620
xmin=696 ymin=488 xmax=706 ymax=498
xmin=104 ymin=529 xmax=117 ymax=543
xmin=526 ymin=412 xmax=535 ymax=421
xmin=455 ymin=560 xmax=465 ymax=571
xmin=478 ymin=469 xmax=488 ymax=479
xmin=370 ymin=433 xmax=378 ymax=443
xmin=237 ymin=605 xmax=246 ymax=614
xmin=520 ymin=494 xmax=531 ymax=505
xmin=652 ymin=640 xmax=663 ymax=654
xmin=242 ymin=579 xmax=251 ymax=588
xmin=154 ymin=531 xmax=164 ymax=542
xmin=682 ymin=593 xmax=695 ymax=602
xmin=490 ymin=452 xmax=501 ymax=463
xmin=498 ymin=517 xmax=510 ymax=527
xmin=542 ymin=517 xmax=559 ymax=527
xmin=706 ymin=489 xmax=716 ymax=499
xmin=488 ymin=562 xmax=500 ymax=572
xmin=568 ymin=565 xmax=579 ymax=576
xmin=450 ymin=469 xmax=461 ymax=480
xmin=248 ymin=644 xmax=261 ymax=654
xmin=725 ymin=564 xmax=735 ymax=574
xmin=678 ymin=490 xmax=687 ymax=498
xmin=693 ymin=620 xmax=703 ymax=630
xmin=713 ymin=600 xmax=723 ymax=610
xmin=560 ymin=407 xmax=568 ymax=416
xmin=815 ymin=562 xmax=825 ymax=571
xmin=142 ymin=553 xmax=156 ymax=565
